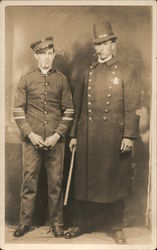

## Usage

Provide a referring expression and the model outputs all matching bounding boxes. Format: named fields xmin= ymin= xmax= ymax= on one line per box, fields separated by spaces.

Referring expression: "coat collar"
xmin=105 ymin=56 xmax=118 ymax=66
xmin=91 ymin=56 xmax=118 ymax=69
xmin=36 ymin=65 xmax=56 ymax=74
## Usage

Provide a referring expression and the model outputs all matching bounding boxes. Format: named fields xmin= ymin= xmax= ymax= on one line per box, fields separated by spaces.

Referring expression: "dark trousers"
xmin=74 ymin=199 xmax=124 ymax=231
xmin=19 ymin=141 xmax=65 ymax=226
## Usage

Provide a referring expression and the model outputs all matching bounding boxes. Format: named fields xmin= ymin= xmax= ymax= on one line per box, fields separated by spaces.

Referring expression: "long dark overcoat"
xmin=71 ymin=56 xmax=140 ymax=203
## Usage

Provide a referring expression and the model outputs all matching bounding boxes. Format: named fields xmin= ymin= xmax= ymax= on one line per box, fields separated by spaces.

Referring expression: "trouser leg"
xmin=19 ymin=142 xmax=42 ymax=226
xmin=107 ymin=200 xmax=124 ymax=231
xmin=45 ymin=143 xmax=65 ymax=226
xmin=74 ymin=200 xmax=89 ymax=228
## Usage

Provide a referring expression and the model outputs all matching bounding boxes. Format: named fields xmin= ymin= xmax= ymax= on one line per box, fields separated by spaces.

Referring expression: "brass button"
xmin=89 ymin=117 xmax=92 ymax=120
xmin=107 ymin=94 xmax=112 ymax=98
xmin=89 ymin=79 xmax=92 ymax=82
xmin=88 ymin=109 xmax=92 ymax=113
xmin=88 ymin=86 xmax=91 ymax=90
xmin=44 ymin=101 xmax=47 ymax=104
xmin=109 ymin=86 xmax=112 ymax=89
xmin=88 ymin=94 xmax=91 ymax=97
xmin=103 ymin=117 xmax=107 ymax=121
xmin=105 ymin=109 xmax=109 ymax=113
xmin=90 ymin=65 xmax=93 ymax=69
xmin=45 ymin=82 xmax=48 ymax=86
xmin=44 ymin=121 xmax=48 ymax=124
xmin=106 ymin=101 xmax=110 ymax=105
xmin=44 ymin=111 xmax=47 ymax=114
xmin=112 ymin=72 xmax=115 ymax=75
xmin=115 ymin=65 xmax=117 ymax=69
xmin=89 ymin=72 xmax=92 ymax=75
xmin=45 ymin=92 xmax=48 ymax=95
xmin=88 ymin=102 xmax=91 ymax=105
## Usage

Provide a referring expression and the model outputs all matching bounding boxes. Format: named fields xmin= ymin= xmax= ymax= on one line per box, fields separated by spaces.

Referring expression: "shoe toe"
xmin=54 ymin=232 xmax=64 ymax=238
xmin=64 ymin=232 xmax=71 ymax=239
xmin=112 ymin=231 xmax=126 ymax=244
xmin=52 ymin=226 xmax=64 ymax=238
xmin=13 ymin=226 xmax=30 ymax=238
xmin=64 ymin=227 xmax=84 ymax=239
xmin=13 ymin=230 xmax=24 ymax=237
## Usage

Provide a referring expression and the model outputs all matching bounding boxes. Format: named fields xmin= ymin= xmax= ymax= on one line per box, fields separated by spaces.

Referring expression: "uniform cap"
xmin=93 ymin=21 xmax=117 ymax=44
xmin=30 ymin=37 xmax=54 ymax=53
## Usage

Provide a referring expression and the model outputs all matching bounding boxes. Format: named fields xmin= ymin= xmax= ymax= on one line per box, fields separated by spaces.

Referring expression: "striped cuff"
xmin=62 ymin=108 xmax=74 ymax=121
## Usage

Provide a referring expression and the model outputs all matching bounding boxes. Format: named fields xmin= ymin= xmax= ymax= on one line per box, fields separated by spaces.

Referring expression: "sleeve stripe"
xmin=14 ymin=116 xmax=26 ymax=120
xmin=13 ymin=108 xmax=24 ymax=112
xmin=62 ymin=117 xmax=73 ymax=121
xmin=13 ymin=112 xmax=25 ymax=116
xmin=64 ymin=108 xmax=74 ymax=112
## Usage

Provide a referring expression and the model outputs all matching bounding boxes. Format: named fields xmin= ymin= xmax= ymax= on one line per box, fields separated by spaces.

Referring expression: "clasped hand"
xmin=28 ymin=132 xmax=60 ymax=150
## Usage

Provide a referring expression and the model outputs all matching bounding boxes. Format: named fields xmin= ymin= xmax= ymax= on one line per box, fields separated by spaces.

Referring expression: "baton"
xmin=64 ymin=147 xmax=76 ymax=206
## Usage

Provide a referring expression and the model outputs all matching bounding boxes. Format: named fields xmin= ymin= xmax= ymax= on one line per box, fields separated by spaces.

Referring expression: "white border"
xmin=0 ymin=1 xmax=156 ymax=250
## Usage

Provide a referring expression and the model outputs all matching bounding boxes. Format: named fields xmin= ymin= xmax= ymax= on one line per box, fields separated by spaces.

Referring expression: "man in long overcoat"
xmin=65 ymin=21 xmax=140 ymax=243
xmin=13 ymin=37 xmax=74 ymax=238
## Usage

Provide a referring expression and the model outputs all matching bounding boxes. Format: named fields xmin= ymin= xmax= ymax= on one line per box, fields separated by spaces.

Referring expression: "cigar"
xmin=93 ymin=52 xmax=99 ymax=56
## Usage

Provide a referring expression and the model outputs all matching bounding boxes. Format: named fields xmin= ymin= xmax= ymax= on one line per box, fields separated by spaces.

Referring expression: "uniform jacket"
xmin=71 ymin=56 xmax=140 ymax=203
xmin=13 ymin=66 xmax=74 ymax=141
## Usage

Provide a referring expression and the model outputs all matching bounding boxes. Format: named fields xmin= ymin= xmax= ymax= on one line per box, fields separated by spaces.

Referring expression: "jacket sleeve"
xmin=13 ymin=75 xmax=33 ymax=138
xmin=55 ymin=77 xmax=74 ymax=137
xmin=123 ymin=66 xmax=140 ymax=139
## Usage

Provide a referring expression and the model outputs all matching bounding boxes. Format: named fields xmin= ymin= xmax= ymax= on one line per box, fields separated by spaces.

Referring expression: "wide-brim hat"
xmin=30 ymin=36 xmax=54 ymax=53
xmin=93 ymin=20 xmax=117 ymax=44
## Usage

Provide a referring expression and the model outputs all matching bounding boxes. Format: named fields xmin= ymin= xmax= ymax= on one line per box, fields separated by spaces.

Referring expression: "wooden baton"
xmin=64 ymin=147 xmax=76 ymax=206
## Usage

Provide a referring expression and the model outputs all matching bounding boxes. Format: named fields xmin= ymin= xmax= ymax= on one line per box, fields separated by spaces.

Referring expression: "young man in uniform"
xmin=13 ymin=37 xmax=74 ymax=238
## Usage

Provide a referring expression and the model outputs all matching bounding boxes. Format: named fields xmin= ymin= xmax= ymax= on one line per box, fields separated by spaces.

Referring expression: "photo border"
xmin=0 ymin=1 xmax=156 ymax=249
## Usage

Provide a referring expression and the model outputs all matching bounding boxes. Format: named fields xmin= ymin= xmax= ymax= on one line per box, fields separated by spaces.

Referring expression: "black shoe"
xmin=13 ymin=225 xmax=30 ymax=238
xmin=51 ymin=225 xmax=64 ymax=238
xmin=64 ymin=226 xmax=91 ymax=239
xmin=112 ymin=230 xmax=126 ymax=244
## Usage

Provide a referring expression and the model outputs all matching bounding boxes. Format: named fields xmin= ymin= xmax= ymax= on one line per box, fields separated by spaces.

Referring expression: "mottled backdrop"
xmin=5 ymin=5 xmax=151 ymax=227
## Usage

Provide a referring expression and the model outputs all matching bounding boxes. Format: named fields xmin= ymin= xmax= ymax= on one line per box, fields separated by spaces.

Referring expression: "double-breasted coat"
xmin=71 ymin=56 xmax=140 ymax=204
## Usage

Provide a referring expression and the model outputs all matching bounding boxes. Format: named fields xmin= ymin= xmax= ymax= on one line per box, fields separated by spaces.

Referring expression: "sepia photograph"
xmin=0 ymin=0 xmax=156 ymax=249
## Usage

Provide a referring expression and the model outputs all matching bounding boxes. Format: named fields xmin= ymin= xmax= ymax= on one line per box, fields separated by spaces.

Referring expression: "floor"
xmin=5 ymin=225 xmax=151 ymax=245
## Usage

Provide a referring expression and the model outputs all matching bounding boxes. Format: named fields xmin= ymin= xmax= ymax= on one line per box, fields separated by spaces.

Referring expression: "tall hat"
xmin=30 ymin=36 xmax=54 ymax=53
xmin=93 ymin=20 xmax=117 ymax=44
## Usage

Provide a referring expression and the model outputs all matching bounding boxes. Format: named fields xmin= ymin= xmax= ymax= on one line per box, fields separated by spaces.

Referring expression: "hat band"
xmin=98 ymin=33 xmax=113 ymax=38
xmin=34 ymin=40 xmax=53 ymax=52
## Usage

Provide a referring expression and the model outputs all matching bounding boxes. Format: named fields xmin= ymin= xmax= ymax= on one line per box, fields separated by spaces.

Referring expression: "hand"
xmin=44 ymin=133 xmax=61 ymax=149
xmin=28 ymin=132 xmax=44 ymax=149
xmin=120 ymin=138 xmax=134 ymax=153
xmin=69 ymin=138 xmax=77 ymax=152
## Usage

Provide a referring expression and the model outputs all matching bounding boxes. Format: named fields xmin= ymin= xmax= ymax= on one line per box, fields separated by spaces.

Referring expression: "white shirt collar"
xmin=39 ymin=66 xmax=52 ymax=75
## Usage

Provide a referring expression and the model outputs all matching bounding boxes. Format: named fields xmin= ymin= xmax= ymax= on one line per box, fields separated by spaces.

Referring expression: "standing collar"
xmin=105 ymin=56 xmax=118 ymax=66
xmin=98 ymin=55 xmax=112 ymax=64
xmin=36 ymin=65 xmax=56 ymax=74
xmin=91 ymin=56 xmax=118 ymax=68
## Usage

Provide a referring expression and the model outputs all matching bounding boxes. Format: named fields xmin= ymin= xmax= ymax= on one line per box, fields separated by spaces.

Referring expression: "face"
xmin=94 ymin=40 xmax=115 ymax=60
xmin=34 ymin=47 xmax=55 ymax=70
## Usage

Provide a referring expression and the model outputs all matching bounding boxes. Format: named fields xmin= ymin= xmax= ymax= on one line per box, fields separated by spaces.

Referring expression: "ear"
xmin=34 ymin=53 xmax=38 ymax=60
xmin=111 ymin=42 xmax=116 ymax=50
xmin=52 ymin=51 xmax=56 ymax=59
